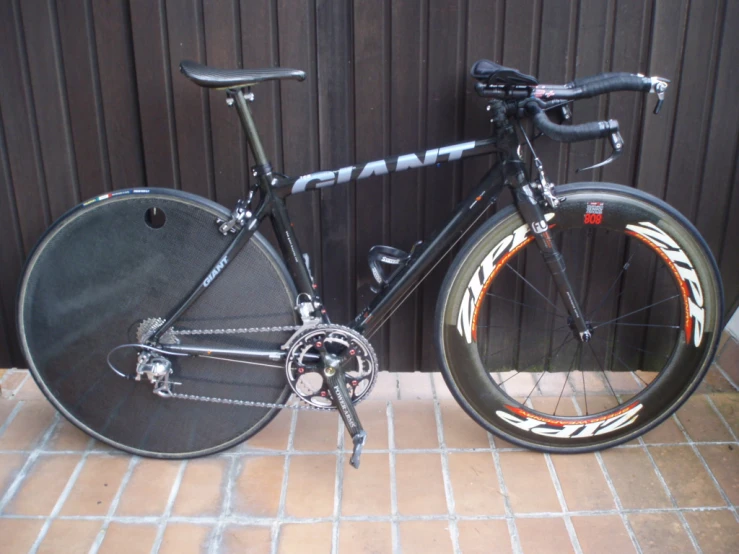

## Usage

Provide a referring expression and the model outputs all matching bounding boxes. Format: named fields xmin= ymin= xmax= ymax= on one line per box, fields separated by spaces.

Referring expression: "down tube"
xmin=353 ymin=164 xmax=508 ymax=337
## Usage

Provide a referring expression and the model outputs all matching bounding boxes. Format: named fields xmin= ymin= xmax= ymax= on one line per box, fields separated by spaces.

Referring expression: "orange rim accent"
xmin=625 ymin=230 xmax=692 ymax=344
xmin=505 ymin=401 xmax=640 ymax=426
xmin=471 ymin=236 xmax=536 ymax=341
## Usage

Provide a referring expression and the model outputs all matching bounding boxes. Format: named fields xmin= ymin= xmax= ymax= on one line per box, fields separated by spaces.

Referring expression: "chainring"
xmin=285 ymin=324 xmax=378 ymax=408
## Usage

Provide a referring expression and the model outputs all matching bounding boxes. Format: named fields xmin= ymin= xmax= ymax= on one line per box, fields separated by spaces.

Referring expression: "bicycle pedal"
xmin=350 ymin=430 xmax=367 ymax=469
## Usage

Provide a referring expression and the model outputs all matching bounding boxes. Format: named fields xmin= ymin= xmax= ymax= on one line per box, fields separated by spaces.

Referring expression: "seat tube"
xmin=513 ymin=179 xmax=592 ymax=341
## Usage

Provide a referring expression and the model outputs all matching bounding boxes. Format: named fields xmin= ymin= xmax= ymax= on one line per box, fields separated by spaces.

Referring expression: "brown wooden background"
xmin=1 ymin=0 xmax=737 ymax=370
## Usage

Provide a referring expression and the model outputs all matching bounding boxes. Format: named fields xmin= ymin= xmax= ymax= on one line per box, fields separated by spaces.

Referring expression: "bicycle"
xmin=17 ymin=59 xmax=723 ymax=468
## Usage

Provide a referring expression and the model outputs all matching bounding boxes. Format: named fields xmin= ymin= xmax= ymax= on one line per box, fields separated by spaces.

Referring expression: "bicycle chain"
xmin=171 ymin=324 xmax=301 ymax=336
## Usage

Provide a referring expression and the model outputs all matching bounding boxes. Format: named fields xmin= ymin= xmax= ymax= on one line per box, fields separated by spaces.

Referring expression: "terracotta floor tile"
xmin=397 ymin=372 xmax=434 ymax=400
xmin=341 ymin=452 xmax=390 ymax=515
xmin=346 ymin=399 xmax=389 ymax=450
xmin=395 ymin=453 xmax=447 ymax=515
xmin=284 ymin=454 xmax=335 ymax=518
xmin=0 ymin=518 xmax=44 ymax=554
xmin=551 ymin=453 xmax=615 ymax=511
xmin=456 ymin=520 xmax=512 ymax=554
xmin=0 ymin=399 xmax=18 ymax=428
xmin=0 ymin=401 xmax=55 ymax=450
xmin=627 ymin=512 xmax=694 ymax=554
xmin=172 ymin=458 xmax=228 ymax=517
xmin=44 ymin=419 xmax=91 ymax=451
xmin=1 ymin=371 xmax=29 ymax=397
xmin=392 ymin=400 xmax=439 ymax=449
xmin=698 ymin=444 xmax=739 ymax=504
xmin=717 ymin=337 xmax=739 ymax=384
xmin=338 ymin=521 xmax=392 ymax=554
xmin=0 ymin=453 xmax=27 ymax=496
xmin=698 ymin=365 xmax=736 ymax=393
xmin=433 ymin=373 xmax=455 ymax=401
xmin=293 ymin=410 xmax=339 ymax=451
xmin=440 ymin=401 xmax=490 ymax=449
xmin=98 ymin=522 xmax=157 ymax=554
xmin=642 ymin=416 xmax=687 ymax=444
xmin=398 ymin=520 xmax=453 ymax=554
xmin=708 ymin=393 xmax=738 ymax=437
xmin=516 ymin=517 xmax=575 ymax=554
xmin=683 ymin=509 xmax=739 ymax=554
xmin=14 ymin=378 xmax=44 ymax=401
xmin=498 ymin=452 xmax=560 ymax=513
xmin=158 ymin=523 xmax=212 ymax=554
xmin=600 ymin=448 xmax=671 ymax=509
xmin=36 ymin=519 xmax=102 ymax=554
xmin=222 ymin=525 xmax=272 ymax=554
xmin=5 ymin=454 xmax=81 ymax=515
xmin=116 ymin=458 xmax=181 ymax=516
xmin=529 ymin=396 xmax=579 ymax=417
xmin=676 ymin=395 xmax=734 ymax=442
xmin=242 ymin=409 xmax=291 ymax=451
xmin=571 ymin=515 xmax=635 ymax=554
xmin=278 ymin=522 xmax=332 ymax=554
xmin=59 ymin=455 xmax=130 ymax=516
xmin=447 ymin=452 xmax=505 ymax=515
xmin=232 ymin=455 xmax=284 ymax=517
xmin=372 ymin=371 xmax=399 ymax=401
xmin=648 ymin=445 xmax=725 ymax=508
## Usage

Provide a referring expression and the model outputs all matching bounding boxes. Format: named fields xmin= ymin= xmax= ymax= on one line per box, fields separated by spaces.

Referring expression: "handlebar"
xmin=526 ymin=104 xmax=619 ymax=143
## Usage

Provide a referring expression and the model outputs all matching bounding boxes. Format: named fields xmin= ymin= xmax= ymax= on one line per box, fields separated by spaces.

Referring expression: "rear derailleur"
xmin=134 ymin=351 xmax=180 ymax=397
xmin=285 ymin=324 xmax=378 ymax=468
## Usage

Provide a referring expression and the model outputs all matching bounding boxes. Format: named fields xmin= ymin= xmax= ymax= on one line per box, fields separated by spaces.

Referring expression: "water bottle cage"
xmin=368 ymin=245 xmax=410 ymax=293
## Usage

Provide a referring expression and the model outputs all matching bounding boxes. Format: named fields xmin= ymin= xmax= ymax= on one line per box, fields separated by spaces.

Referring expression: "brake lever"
xmin=576 ymin=131 xmax=624 ymax=173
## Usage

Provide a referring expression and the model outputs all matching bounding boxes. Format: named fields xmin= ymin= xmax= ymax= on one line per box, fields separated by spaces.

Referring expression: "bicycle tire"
xmin=436 ymin=183 xmax=723 ymax=452
xmin=18 ymin=188 xmax=298 ymax=458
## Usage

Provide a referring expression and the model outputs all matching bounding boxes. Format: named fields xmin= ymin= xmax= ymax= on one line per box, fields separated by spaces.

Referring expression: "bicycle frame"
xmin=156 ymin=88 xmax=586 ymax=362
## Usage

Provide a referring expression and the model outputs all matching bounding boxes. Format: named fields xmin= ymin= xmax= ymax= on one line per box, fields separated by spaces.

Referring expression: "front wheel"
xmin=436 ymin=183 xmax=723 ymax=453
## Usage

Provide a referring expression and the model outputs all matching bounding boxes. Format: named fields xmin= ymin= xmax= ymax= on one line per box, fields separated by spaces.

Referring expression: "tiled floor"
xmin=0 ymin=335 xmax=737 ymax=554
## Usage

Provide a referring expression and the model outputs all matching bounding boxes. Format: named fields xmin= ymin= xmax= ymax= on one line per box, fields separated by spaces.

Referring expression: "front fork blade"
xmin=325 ymin=370 xmax=367 ymax=469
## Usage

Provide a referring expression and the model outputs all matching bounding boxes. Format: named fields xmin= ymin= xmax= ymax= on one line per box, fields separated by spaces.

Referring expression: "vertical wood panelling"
xmin=1 ymin=0 xmax=737 ymax=368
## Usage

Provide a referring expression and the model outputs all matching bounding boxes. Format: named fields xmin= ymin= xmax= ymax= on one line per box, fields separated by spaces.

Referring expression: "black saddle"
xmin=470 ymin=59 xmax=538 ymax=87
xmin=180 ymin=60 xmax=306 ymax=89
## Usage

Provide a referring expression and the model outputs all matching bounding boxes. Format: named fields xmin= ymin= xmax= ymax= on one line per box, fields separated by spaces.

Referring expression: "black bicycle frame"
xmin=157 ymin=88 xmax=587 ymax=361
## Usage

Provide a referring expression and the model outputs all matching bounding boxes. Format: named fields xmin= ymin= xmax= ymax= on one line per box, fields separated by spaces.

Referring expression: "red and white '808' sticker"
xmin=584 ymin=201 xmax=604 ymax=224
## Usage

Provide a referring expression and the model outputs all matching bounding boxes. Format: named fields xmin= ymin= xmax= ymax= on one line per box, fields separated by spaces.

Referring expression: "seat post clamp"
xmin=251 ymin=163 xmax=272 ymax=178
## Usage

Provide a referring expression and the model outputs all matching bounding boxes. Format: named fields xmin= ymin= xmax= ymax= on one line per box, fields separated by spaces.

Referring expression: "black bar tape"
xmin=527 ymin=104 xmax=619 ymax=143
xmin=569 ymin=72 xmax=637 ymax=88
xmin=572 ymin=74 xmax=651 ymax=98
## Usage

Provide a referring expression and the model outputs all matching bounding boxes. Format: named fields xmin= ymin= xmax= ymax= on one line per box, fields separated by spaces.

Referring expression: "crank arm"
xmin=324 ymin=368 xmax=367 ymax=469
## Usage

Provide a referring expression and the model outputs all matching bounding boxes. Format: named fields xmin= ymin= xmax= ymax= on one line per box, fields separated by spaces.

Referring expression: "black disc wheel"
xmin=18 ymin=189 xmax=298 ymax=458
xmin=437 ymin=183 xmax=723 ymax=452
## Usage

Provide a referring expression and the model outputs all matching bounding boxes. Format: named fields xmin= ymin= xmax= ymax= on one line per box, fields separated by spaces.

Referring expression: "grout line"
xmin=0 ymin=413 xmax=61 ymax=514
xmin=332 ymin=416 xmax=345 ymax=554
xmin=150 ymin=460 xmax=187 ymax=554
xmin=704 ymin=394 xmax=739 ymax=442
xmin=386 ymin=401 xmax=400 ymax=554
xmin=0 ymin=371 xmax=31 ymax=398
xmin=270 ymin=408 xmax=298 ymax=554
xmin=544 ymin=453 xmax=583 ymax=554
xmin=0 ymin=400 xmax=24 ymax=436
xmin=670 ymin=411 xmax=739 ymax=524
xmin=430 ymin=375 xmax=461 ymax=554
xmin=488 ymin=433 xmax=522 ymax=554
xmin=639 ymin=439 xmax=704 ymax=553
xmin=88 ymin=456 xmax=140 ymax=554
xmin=571 ymin=396 xmax=644 ymax=554
xmin=28 ymin=436 xmax=96 ymax=554
xmin=209 ymin=455 xmax=240 ymax=554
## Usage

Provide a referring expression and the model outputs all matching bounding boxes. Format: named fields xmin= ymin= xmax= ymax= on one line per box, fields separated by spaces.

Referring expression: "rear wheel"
xmin=18 ymin=189 xmax=298 ymax=458
xmin=436 ymin=183 xmax=723 ymax=452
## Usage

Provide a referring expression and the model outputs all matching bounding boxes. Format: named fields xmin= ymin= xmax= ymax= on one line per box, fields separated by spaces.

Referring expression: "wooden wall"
xmin=1 ymin=0 xmax=737 ymax=370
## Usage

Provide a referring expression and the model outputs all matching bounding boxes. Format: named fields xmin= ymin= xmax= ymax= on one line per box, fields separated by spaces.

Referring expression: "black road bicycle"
xmin=17 ymin=59 xmax=723 ymax=468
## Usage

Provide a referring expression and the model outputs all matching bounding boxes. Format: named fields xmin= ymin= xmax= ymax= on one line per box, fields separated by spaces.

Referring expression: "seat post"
xmin=229 ymin=88 xmax=270 ymax=170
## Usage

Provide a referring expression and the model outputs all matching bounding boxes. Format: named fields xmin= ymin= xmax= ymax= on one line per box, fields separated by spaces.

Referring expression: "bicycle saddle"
xmin=470 ymin=59 xmax=538 ymax=87
xmin=180 ymin=60 xmax=306 ymax=89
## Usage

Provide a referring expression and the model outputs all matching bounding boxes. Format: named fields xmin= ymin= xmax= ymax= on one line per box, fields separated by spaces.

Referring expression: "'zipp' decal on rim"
xmin=625 ymin=221 xmax=705 ymax=347
xmin=457 ymin=213 xmax=555 ymax=343
xmin=496 ymin=402 xmax=643 ymax=438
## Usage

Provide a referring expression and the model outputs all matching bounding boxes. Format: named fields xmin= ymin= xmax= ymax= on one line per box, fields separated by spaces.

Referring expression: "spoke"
xmin=611 ymin=350 xmax=649 ymax=386
xmin=589 ymin=334 xmax=671 ymax=358
xmin=554 ymin=344 xmax=580 ymax=416
xmin=504 ymin=264 xmax=565 ymax=315
xmin=582 ymin=366 xmax=588 ymax=415
xmin=587 ymin=252 xmax=635 ymax=319
xmin=592 ymin=322 xmax=680 ymax=329
xmin=494 ymin=333 xmax=574 ymax=388
xmin=485 ymin=293 xmax=567 ymax=319
xmin=587 ymin=341 xmax=618 ymax=400
xmin=524 ymin=369 xmax=549 ymax=404
xmin=590 ymin=294 xmax=680 ymax=330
